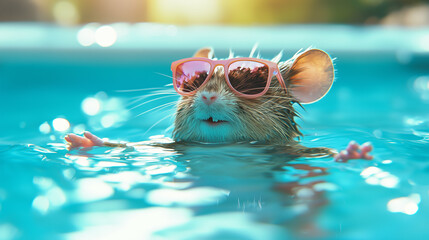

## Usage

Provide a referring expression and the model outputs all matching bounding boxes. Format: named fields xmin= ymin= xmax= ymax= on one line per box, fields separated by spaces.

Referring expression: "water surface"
xmin=1 ymin=24 xmax=429 ymax=240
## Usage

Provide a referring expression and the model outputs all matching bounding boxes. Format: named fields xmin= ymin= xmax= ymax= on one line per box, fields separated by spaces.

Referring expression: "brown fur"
xmin=172 ymin=49 xmax=335 ymax=157
xmin=174 ymin=57 xmax=301 ymax=144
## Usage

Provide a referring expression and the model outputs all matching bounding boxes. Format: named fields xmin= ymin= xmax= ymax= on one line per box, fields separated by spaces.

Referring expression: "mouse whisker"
xmin=163 ymin=122 xmax=176 ymax=134
xmin=126 ymin=95 xmax=168 ymax=108
xmin=262 ymin=95 xmax=294 ymax=101
xmin=125 ymin=89 xmax=177 ymax=109
xmin=249 ymin=43 xmax=259 ymax=58
xmin=240 ymin=105 xmax=267 ymax=119
xmin=149 ymin=88 xmax=176 ymax=94
xmin=260 ymin=103 xmax=294 ymax=113
xmin=129 ymin=95 xmax=178 ymax=110
xmin=142 ymin=112 xmax=176 ymax=137
xmin=116 ymin=87 xmax=169 ymax=93
xmin=256 ymin=103 xmax=293 ymax=118
xmin=146 ymin=88 xmax=176 ymax=95
xmin=128 ymin=91 xmax=176 ymax=102
xmin=135 ymin=102 xmax=177 ymax=117
xmin=154 ymin=72 xmax=174 ymax=79
xmin=130 ymin=92 xmax=177 ymax=100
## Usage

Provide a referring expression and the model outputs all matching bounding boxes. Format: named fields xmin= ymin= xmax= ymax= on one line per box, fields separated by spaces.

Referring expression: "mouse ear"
xmin=285 ymin=49 xmax=334 ymax=104
xmin=194 ymin=47 xmax=215 ymax=59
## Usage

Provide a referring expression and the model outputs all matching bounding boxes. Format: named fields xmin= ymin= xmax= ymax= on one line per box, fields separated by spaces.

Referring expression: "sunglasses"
xmin=171 ymin=57 xmax=286 ymax=98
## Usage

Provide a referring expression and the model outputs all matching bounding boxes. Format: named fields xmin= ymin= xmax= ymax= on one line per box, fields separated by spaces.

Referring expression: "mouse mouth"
xmin=202 ymin=117 xmax=228 ymax=126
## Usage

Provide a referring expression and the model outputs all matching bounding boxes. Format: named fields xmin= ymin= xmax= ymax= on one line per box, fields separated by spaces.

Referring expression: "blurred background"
xmin=0 ymin=0 xmax=429 ymax=26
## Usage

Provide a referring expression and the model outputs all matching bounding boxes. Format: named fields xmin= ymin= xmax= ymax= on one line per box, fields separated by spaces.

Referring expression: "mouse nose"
xmin=201 ymin=92 xmax=218 ymax=105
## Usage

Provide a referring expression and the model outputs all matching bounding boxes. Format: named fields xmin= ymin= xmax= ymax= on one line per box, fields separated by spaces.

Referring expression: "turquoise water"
xmin=1 ymin=24 xmax=429 ymax=239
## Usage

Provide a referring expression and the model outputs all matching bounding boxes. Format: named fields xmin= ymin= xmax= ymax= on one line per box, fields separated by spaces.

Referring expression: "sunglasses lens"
xmin=175 ymin=61 xmax=211 ymax=93
xmin=228 ymin=61 xmax=269 ymax=95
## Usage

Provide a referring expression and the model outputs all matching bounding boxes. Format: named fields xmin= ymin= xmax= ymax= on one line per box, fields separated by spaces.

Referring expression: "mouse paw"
xmin=65 ymin=131 xmax=104 ymax=150
xmin=334 ymin=141 xmax=373 ymax=162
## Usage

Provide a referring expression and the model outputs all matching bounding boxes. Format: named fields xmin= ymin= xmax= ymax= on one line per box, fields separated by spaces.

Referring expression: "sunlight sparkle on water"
xmin=418 ymin=34 xmax=429 ymax=51
xmin=387 ymin=194 xmax=421 ymax=215
xmin=66 ymin=207 xmax=192 ymax=240
xmin=360 ymin=166 xmax=382 ymax=178
xmin=404 ymin=117 xmax=424 ymax=126
xmin=52 ymin=118 xmax=70 ymax=132
xmin=32 ymin=195 xmax=50 ymax=214
xmin=33 ymin=177 xmax=67 ymax=208
xmin=0 ymin=224 xmax=19 ymax=240
xmin=101 ymin=172 xmax=150 ymax=185
xmin=39 ymin=122 xmax=51 ymax=134
xmin=63 ymin=169 xmax=76 ymax=180
xmin=146 ymin=187 xmax=230 ymax=207
xmin=360 ymin=167 xmax=399 ymax=188
xmin=77 ymin=28 xmax=96 ymax=47
xmin=81 ymin=93 xmax=130 ymax=129
xmin=46 ymin=187 xmax=67 ymax=207
xmin=78 ymin=25 xmax=117 ymax=47
xmin=33 ymin=177 xmax=54 ymax=190
xmin=68 ymin=155 xmax=90 ymax=167
xmin=413 ymin=76 xmax=429 ymax=101
xmin=82 ymin=97 xmax=101 ymax=116
xmin=74 ymin=178 xmax=114 ymax=202
xmin=313 ymin=182 xmax=338 ymax=191
xmin=145 ymin=164 xmax=177 ymax=175
xmin=95 ymin=26 xmax=117 ymax=47
xmin=101 ymin=113 xmax=120 ymax=128
xmin=73 ymin=124 xmax=86 ymax=134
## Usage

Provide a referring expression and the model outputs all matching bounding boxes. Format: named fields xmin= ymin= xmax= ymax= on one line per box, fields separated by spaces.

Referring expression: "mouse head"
xmin=172 ymin=47 xmax=334 ymax=143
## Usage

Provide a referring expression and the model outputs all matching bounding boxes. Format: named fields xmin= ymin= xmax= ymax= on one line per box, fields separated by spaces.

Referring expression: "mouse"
xmin=65 ymin=47 xmax=373 ymax=162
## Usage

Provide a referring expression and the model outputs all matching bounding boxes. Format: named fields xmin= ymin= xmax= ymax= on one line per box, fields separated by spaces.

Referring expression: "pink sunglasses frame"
xmin=171 ymin=57 xmax=287 ymax=99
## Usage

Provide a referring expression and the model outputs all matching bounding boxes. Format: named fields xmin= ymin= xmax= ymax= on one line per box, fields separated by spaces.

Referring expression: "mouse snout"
xmin=200 ymin=92 xmax=218 ymax=105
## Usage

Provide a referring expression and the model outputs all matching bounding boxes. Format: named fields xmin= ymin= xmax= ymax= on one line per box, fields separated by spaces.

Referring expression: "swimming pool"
xmin=1 ymin=23 xmax=429 ymax=239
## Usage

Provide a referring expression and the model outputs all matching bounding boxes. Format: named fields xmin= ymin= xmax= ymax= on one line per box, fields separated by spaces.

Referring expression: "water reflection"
xmin=360 ymin=166 xmax=399 ymax=188
xmin=387 ymin=194 xmax=420 ymax=215
xmin=413 ymin=76 xmax=429 ymax=101
xmin=146 ymin=187 xmax=230 ymax=207
xmin=95 ymin=26 xmax=117 ymax=47
xmin=80 ymin=92 xmax=130 ymax=130
xmin=0 ymin=224 xmax=19 ymax=240
xmin=39 ymin=122 xmax=51 ymax=134
xmin=57 ymin=142 xmax=341 ymax=238
xmin=5 ymin=128 xmax=429 ymax=239
xmin=77 ymin=27 xmax=96 ymax=47
xmin=274 ymin=163 xmax=334 ymax=237
xmin=32 ymin=176 xmax=67 ymax=214
xmin=77 ymin=24 xmax=118 ymax=47
xmin=81 ymin=97 xmax=101 ymax=116
xmin=32 ymin=195 xmax=50 ymax=214
xmin=72 ymin=124 xmax=86 ymax=134
xmin=52 ymin=118 xmax=70 ymax=132
xmin=74 ymin=178 xmax=114 ymax=202
xmin=152 ymin=212 xmax=289 ymax=240
xmin=66 ymin=207 xmax=193 ymax=240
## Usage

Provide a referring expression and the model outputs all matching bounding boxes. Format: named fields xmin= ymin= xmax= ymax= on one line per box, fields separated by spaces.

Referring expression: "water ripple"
xmin=1 ymin=125 xmax=429 ymax=239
